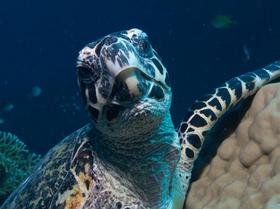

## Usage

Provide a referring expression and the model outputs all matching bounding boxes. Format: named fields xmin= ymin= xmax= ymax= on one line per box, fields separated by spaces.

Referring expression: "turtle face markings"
xmin=77 ymin=29 xmax=172 ymax=131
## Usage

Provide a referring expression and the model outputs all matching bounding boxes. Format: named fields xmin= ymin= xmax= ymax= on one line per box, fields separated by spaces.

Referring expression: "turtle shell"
xmin=0 ymin=124 xmax=146 ymax=209
xmin=0 ymin=124 xmax=96 ymax=209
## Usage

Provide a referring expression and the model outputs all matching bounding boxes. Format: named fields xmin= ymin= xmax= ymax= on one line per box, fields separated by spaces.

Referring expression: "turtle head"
xmin=77 ymin=28 xmax=171 ymax=135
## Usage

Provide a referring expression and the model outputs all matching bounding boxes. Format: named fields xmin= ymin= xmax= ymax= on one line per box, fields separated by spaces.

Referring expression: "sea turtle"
xmin=1 ymin=28 xmax=280 ymax=209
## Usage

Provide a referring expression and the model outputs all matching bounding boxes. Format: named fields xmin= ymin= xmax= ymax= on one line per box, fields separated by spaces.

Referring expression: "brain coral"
xmin=186 ymin=83 xmax=280 ymax=209
xmin=0 ymin=131 xmax=41 ymax=204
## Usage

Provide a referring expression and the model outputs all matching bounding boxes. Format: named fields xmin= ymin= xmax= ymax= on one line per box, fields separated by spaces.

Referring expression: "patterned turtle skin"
xmin=1 ymin=28 xmax=280 ymax=209
xmin=173 ymin=61 xmax=280 ymax=208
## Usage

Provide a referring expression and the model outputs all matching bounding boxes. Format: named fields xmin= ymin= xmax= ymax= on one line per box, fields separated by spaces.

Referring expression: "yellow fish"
xmin=211 ymin=15 xmax=237 ymax=29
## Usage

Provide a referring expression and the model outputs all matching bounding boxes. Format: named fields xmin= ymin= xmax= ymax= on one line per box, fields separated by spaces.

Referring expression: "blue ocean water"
xmin=0 ymin=0 xmax=280 ymax=155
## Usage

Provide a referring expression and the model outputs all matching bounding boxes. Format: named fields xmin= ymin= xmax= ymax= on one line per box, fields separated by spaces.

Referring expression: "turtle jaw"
xmin=95 ymin=87 xmax=172 ymax=139
xmin=108 ymin=67 xmax=152 ymax=106
xmin=100 ymin=64 xmax=171 ymax=130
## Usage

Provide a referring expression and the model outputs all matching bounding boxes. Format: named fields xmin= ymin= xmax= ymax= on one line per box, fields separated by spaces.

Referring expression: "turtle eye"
xmin=77 ymin=65 xmax=101 ymax=86
xmin=78 ymin=67 xmax=93 ymax=84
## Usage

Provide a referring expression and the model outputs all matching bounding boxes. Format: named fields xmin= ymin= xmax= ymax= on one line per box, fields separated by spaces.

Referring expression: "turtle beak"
xmin=109 ymin=67 xmax=152 ymax=105
xmin=117 ymin=68 xmax=142 ymax=97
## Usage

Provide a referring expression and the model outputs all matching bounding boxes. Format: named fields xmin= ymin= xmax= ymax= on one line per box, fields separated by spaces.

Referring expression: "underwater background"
xmin=1 ymin=0 xmax=280 ymax=155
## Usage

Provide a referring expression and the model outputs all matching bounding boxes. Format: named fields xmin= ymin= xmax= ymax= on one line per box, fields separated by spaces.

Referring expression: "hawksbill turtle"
xmin=1 ymin=28 xmax=280 ymax=209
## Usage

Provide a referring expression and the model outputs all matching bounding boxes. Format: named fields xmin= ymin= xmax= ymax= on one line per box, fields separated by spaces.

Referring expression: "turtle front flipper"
xmin=173 ymin=60 xmax=280 ymax=208
xmin=48 ymin=134 xmax=96 ymax=209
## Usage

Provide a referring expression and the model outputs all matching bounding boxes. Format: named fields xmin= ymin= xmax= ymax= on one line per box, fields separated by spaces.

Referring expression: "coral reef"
xmin=0 ymin=131 xmax=41 ymax=204
xmin=186 ymin=83 xmax=280 ymax=209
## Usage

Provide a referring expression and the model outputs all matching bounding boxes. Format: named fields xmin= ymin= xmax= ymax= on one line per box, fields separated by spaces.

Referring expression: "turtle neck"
xmin=93 ymin=112 xmax=180 ymax=208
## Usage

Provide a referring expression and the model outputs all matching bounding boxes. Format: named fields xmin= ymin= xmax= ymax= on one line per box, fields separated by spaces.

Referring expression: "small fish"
xmin=243 ymin=44 xmax=251 ymax=62
xmin=31 ymin=86 xmax=42 ymax=97
xmin=211 ymin=15 xmax=237 ymax=29
xmin=1 ymin=102 xmax=14 ymax=111
xmin=0 ymin=118 xmax=4 ymax=124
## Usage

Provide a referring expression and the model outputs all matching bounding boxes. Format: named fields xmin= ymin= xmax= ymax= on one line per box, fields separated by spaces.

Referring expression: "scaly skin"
xmin=1 ymin=28 xmax=180 ymax=209
xmin=77 ymin=28 xmax=180 ymax=208
xmin=173 ymin=61 xmax=280 ymax=208
xmin=2 ymin=28 xmax=280 ymax=209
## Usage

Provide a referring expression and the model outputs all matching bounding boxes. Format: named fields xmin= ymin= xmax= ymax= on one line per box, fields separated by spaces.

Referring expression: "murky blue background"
xmin=1 ymin=0 xmax=280 ymax=154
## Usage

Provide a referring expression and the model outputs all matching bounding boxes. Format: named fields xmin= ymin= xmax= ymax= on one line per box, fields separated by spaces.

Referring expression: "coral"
xmin=185 ymin=83 xmax=280 ymax=209
xmin=0 ymin=131 xmax=41 ymax=204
